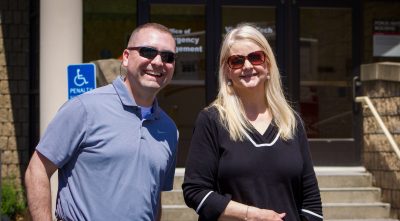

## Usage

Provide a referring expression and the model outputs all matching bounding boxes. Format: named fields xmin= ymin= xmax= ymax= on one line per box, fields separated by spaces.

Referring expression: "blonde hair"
xmin=210 ymin=23 xmax=297 ymax=141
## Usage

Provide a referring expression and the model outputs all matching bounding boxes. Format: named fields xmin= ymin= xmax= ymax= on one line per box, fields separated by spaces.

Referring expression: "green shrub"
xmin=1 ymin=181 xmax=27 ymax=219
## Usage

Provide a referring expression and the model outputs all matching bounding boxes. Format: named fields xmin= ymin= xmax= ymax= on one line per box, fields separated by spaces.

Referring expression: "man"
xmin=25 ymin=23 xmax=179 ymax=221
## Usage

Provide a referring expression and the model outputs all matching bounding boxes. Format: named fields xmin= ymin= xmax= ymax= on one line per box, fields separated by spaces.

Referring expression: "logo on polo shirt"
xmin=157 ymin=129 xmax=167 ymax=134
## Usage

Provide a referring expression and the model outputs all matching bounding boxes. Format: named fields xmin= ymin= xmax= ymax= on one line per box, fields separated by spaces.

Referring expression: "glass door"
xmin=150 ymin=4 xmax=206 ymax=166
xmin=298 ymin=5 xmax=360 ymax=165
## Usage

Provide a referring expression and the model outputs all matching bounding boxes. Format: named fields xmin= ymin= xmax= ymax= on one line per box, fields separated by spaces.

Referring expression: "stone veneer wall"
xmin=0 ymin=0 xmax=31 ymax=187
xmin=361 ymin=62 xmax=400 ymax=219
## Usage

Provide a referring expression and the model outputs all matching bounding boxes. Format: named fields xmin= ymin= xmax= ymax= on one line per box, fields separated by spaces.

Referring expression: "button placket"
xmin=140 ymin=118 xmax=146 ymax=139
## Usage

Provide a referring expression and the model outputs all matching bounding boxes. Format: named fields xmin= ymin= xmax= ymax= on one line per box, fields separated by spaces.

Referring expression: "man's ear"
xmin=122 ymin=49 xmax=129 ymax=66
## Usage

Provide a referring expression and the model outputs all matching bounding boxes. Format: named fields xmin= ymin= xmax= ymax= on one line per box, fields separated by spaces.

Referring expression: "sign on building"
xmin=67 ymin=63 xmax=96 ymax=99
xmin=373 ymin=20 xmax=400 ymax=57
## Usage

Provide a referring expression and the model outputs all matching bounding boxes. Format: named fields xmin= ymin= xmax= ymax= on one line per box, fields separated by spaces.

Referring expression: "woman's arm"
xmin=219 ymin=201 xmax=286 ymax=221
xmin=297 ymin=118 xmax=323 ymax=221
xmin=183 ymin=110 xmax=232 ymax=220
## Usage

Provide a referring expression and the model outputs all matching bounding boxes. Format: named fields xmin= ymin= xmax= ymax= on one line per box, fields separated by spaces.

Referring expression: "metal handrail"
xmin=355 ymin=96 xmax=400 ymax=160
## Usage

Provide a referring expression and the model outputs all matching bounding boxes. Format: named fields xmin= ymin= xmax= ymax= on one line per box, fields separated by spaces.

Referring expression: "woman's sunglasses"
xmin=227 ymin=51 xmax=266 ymax=69
xmin=127 ymin=46 xmax=176 ymax=64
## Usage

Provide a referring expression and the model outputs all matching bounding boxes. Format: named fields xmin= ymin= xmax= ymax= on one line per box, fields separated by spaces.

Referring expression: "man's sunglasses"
xmin=227 ymin=51 xmax=266 ymax=69
xmin=127 ymin=46 xmax=176 ymax=63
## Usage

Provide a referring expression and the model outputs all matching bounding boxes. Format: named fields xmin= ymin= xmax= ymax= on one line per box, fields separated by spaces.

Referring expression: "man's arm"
xmin=25 ymin=151 xmax=58 ymax=221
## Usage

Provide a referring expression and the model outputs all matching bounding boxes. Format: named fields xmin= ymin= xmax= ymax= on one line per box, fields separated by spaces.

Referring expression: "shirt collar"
xmin=112 ymin=76 xmax=161 ymax=119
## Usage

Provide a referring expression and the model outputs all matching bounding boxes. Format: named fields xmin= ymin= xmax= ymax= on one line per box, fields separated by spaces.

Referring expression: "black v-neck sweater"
xmin=182 ymin=107 xmax=323 ymax=221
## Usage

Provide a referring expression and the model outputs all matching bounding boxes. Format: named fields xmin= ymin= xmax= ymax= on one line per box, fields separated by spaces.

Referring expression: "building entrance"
xmin=138 ymin=0 xmax=361 ymax=166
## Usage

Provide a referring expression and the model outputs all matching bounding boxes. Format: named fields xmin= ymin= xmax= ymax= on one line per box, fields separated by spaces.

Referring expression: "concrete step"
xmin=173 ymin=168 xmax=373 ymax=190
xmin=161 ymin=203 xmax=392 ymax=221
xmin=173 ymin=173 xmax=373 ymax=190
xmin=317 ymin=173 xmax=372 ymax=188
xmin=316 ymin=167 xmax=372 ymax=188
xmin=161 ymin=205 xmax=197 ymax=221
xmin=320 ymin=187 xmax=381 ymax=203
xmin=163 ymin=187 xmax=382 ymax=205
xmin=162 ymin=190 xmax=184 ymax=205
xmin=173 ymin=175 xmax=184 ymax=190
xmin=323 ymin=203 xmax=391 ymax=219
xmin=172 ymin=168 xmax=184 ymax=190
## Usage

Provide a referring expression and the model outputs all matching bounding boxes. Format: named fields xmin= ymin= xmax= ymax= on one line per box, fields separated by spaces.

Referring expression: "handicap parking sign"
xmin=67 ymin=63 xmax=96 ymax=99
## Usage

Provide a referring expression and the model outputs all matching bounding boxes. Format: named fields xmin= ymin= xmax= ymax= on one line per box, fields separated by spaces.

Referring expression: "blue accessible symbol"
xmin=67 ymin=63 xmax=96 ymax=99
xmin=74 ymin=69 xmax=89 ymax=86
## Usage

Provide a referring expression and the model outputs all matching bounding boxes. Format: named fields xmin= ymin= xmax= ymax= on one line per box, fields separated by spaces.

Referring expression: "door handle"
xmin=352 ymin=76 xmax=362 ymax=102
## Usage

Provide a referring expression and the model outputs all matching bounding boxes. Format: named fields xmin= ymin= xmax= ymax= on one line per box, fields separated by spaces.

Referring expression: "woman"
xmin=182 ymin=24 xmax=323 ymax=221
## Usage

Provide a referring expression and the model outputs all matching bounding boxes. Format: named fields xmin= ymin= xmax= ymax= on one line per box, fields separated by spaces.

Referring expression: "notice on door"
xmin=171 ymin=28 xmax=203 ymax=54
xmin=373 ymin=20 xmax=400 ymax=57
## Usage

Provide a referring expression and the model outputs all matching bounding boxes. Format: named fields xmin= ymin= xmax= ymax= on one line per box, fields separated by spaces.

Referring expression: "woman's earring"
xmin=266 ymin=75 xmax=271 ymax=80
xmin=227 ymin=79 xmax=232 ymax=86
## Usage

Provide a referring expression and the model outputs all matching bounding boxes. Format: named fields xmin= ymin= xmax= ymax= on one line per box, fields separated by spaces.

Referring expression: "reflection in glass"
xmin=83 ymin=0 xmax=136 ymax=62
xmin=152 ymin=5 xmax=206 ymax=81
xmin=222 ymin=6 xmax=276 ymax=50
xmin=300 ymin=8 xmax=352 ymax=138
xmin=151 ymin=4 xmax=206 ymax=166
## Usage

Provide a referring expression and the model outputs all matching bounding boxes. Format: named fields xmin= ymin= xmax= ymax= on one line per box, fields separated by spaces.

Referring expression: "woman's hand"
xmin=247 ymin=206 xmax=286 ymax=221
xmin=218 ymin=201 xmax=286 ymax=221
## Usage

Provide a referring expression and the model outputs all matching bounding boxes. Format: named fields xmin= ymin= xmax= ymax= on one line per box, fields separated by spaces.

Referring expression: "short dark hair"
xmin=127 ymin=23 xmax=173 ymax=47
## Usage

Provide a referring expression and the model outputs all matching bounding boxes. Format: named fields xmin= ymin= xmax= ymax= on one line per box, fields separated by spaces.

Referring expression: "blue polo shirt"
xmin=36 ymin=77 xmax=178 ymax=221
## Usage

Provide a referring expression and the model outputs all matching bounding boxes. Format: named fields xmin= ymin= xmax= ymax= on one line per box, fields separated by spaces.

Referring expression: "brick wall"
xmin=0 ymin=0 xmax=31 ymax=187
xmin=361 ymin=63 xmax=400 ymax=219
